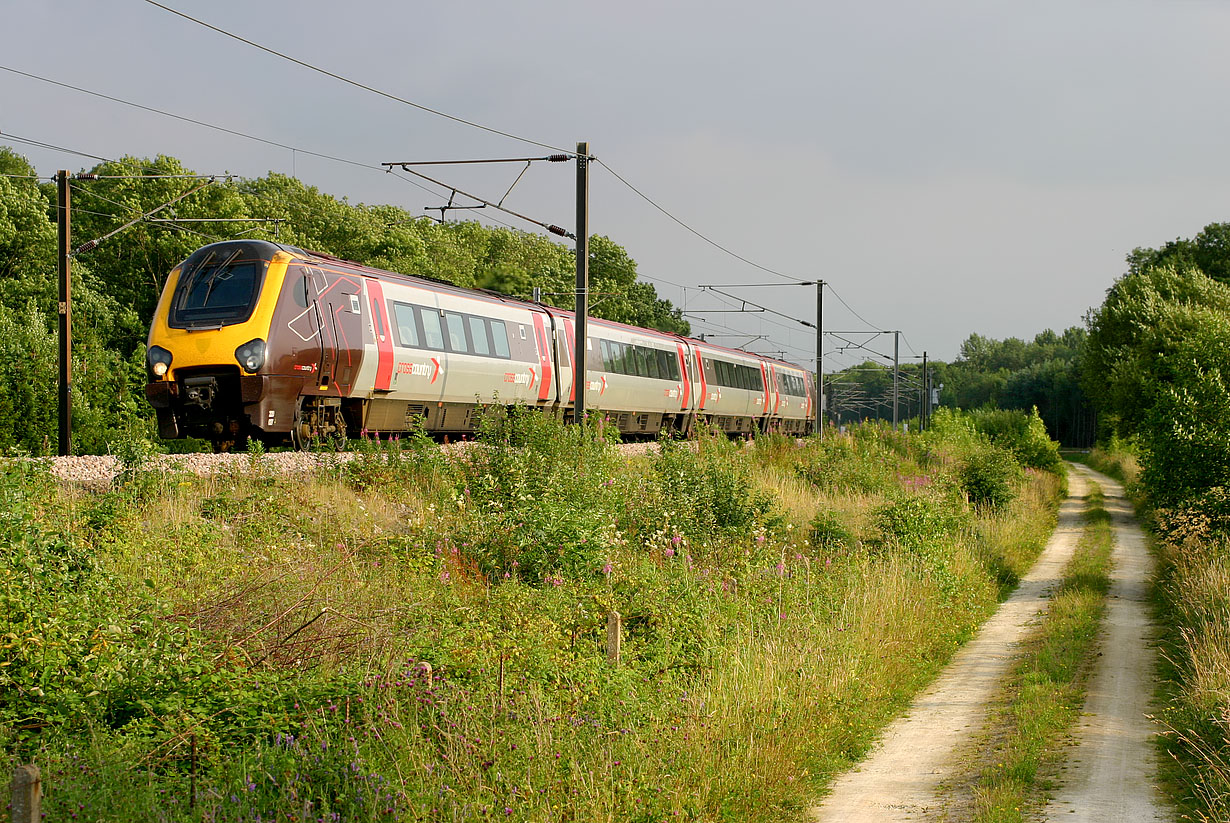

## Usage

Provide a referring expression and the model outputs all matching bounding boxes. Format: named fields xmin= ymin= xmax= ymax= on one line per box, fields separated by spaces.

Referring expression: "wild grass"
xmin=962 ymin=481 xmax=1113 ymax=823
xmin=0 ymin=414 xmax=1065 ymax=822
xmin=1154 ymin=524 xmax=1230 ymax=821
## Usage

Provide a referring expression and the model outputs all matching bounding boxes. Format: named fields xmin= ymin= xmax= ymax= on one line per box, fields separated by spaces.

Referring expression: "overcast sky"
xmin=5 ymin=0 xmax=1229 ymax=365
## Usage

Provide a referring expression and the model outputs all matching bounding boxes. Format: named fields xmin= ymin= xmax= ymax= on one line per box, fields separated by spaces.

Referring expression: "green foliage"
xmin=959 ymin=444 xmax=1024 ymax=509
xmin=638 ymin=433 xmax=780 ymax=542
xmin=1127 ymin=221 xmax=1230 ymax=286
xmin=1083 ymin=264 xmax=1230 ymax=439
xmin=874 ymin=495 xmax=967 ymax=555
xmin=0 ymin=417 xmax=1067 ymax=822
xmin=794 ymin=430 xmax=898 ymax=494
xmin=455 ymin=405 xmax=622 ymax=582
xmin=968 ymin=407 xmax=1063 ymax=472
xmin=1140 ymin=360 xmax=1230 ymax=507
xmin=809 ymin=510 xmax=856 ymax=552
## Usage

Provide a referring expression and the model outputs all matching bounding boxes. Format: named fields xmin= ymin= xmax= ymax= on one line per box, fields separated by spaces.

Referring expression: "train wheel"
xmin=292 ymin=399 xmax=348 ymax=451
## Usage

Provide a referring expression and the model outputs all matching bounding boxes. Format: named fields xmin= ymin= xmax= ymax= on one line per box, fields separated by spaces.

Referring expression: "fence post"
xmin=10 ymin=765 xmax=41 ymax=823
xmin=606 ymin=610 xmax=622 ymax=664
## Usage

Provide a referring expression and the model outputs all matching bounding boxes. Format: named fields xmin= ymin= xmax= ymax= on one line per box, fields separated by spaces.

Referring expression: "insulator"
xmin=546 ymin=154 xmax=571 ymax=163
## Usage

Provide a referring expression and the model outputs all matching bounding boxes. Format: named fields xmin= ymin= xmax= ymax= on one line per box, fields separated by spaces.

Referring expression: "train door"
xmin=284 ymin=266 xmax=336 ymax=389
xmin=363 ymin=278 xmax=395 ymax=392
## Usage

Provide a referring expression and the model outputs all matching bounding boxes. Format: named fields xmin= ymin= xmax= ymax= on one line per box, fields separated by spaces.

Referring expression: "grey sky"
xmin=5 ymin=0 xmax=1229 ymax=366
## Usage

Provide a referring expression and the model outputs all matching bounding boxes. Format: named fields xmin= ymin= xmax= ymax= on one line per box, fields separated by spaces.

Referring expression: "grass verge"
xmin=0 ymin=414 xmax=1066 ymax=822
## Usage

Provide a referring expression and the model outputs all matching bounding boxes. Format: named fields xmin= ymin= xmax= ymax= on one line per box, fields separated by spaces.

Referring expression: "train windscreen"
xmin=168 ymin=244 xmax=270 ymax=328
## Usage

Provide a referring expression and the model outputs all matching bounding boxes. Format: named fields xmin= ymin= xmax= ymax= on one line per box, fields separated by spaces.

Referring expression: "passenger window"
xmin=392 ymin=303 xmax=420 ymax=348
xmin=656 ymin=350 xmax=671 ymax=380
xmin=645 ymin=347 xmax=661 ymax=379
xmin=468 ymin=316 xmax=491 ymax=356
xmin=490 ymin=320 xmax=511 ymax=358
xmin=420 ymin=309 xmax=445 ymax=350
xmin=445 ymin=313 xmax=468 ymax=353
xmin=610 ymin=341 xmax=622 ymax=372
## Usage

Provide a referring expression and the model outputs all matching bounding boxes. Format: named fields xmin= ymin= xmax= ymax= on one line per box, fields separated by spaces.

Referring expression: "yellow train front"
xmin=145 ymin=240 xmax=344 ymax=450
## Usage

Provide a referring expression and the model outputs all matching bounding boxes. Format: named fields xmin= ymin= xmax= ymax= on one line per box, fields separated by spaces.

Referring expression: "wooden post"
xmin=10 ymin=765 xmax=41 ymax=823
xmin=606 ymin=610 xmax=622 ymax=664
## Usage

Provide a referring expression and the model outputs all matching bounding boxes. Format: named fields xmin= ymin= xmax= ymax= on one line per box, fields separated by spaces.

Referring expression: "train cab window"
xmin=445 ymin=312 xmax=469 ymax=353
xmin=392 ymin=303 xmax=420 ymax=348
xmin=491 ymin=320 xmax=511 ymax=359
xmin=420 ymin=309 xmax=445 ymax=350
xmin=468 ymin=317 xmax=491 ymax=356
xmin=169 ymin=246 xmax=267 ymax=328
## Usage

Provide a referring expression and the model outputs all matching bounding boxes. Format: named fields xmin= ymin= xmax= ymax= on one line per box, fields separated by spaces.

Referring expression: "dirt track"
xmin=807 ymin=464 xmax=1170 ymax=822
xmin=1041 ymin=464 xmax=1168 ymax=821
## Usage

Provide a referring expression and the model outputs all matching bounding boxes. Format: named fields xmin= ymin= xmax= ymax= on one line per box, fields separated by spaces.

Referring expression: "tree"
xmin=1083 ymin=265 xmax=1230 ymax=438
xmin=1127 ymin=222 xmax=1230 ymax=286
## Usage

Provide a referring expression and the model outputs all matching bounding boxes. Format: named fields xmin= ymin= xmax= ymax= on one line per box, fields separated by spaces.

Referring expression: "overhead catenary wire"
xmin=6 ymin=62 xmax=898 ymax=358
xmin=1 ymin=131 xmax=114 ymax=164
xmin=2 ymin=66 xmax=567 ymax=237
xmin=3 ymin=70 xmax=895 ymax=349
xmin=596 ymin=160 xmax=800 ymax=283
xmin=140 ymin=0 xmax=576 ymax=156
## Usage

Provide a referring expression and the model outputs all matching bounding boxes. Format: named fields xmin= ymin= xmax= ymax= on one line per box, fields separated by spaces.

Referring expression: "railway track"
xmin=27 ymin=440 xmax=664 ymax=487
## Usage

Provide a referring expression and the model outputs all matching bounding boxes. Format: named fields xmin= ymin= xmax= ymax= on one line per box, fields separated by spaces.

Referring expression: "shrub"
xmin=874 ymin=495 xmax=966 ymax=555
xmin=958 ymin=445 xmax=1022 ymax=509
xmin=455 ymin=405 xmax=621 ymax=583
xmin=969 ymin=407 xmax=1062 ymax=472
xmin=809 ymin=510 xmax=856 ymax=553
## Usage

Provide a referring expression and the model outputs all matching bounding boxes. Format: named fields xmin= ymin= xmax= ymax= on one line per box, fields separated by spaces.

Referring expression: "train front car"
xmin=145 ymin=240 xmax=321 ymax=450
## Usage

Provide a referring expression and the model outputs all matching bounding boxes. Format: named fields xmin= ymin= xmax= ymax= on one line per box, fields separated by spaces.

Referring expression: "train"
xmin=144 ymin=239 xmax=817 ymax=450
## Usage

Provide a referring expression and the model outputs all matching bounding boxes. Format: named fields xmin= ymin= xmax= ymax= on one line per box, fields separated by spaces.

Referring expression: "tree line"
xmin=825 ymin=221 xmax=1230 ymax=449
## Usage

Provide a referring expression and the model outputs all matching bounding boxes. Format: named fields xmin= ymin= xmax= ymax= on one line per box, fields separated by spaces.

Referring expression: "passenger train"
xmin=144 ymin=240 xmax=816 ymax=449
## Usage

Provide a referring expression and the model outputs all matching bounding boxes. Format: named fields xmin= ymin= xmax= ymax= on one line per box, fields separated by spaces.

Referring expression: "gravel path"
xmin=1041 ymin=464 xmax=1170 ymax=821
xmin=807 ymin=469 xmax=1093 ymax=822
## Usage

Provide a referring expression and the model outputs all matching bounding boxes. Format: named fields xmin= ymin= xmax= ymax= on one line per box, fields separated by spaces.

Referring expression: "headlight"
xmin=147 ymin=345 xmax=173 ymax=377
xmin=235 ymin=339 xmax=267 ymax=374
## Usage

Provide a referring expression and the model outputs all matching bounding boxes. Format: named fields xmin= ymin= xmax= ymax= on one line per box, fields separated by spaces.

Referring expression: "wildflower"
xmin=664 ymin=547 xmax=675 ymax=558
xmin=601 ymin=562 xmax=612 ymax=575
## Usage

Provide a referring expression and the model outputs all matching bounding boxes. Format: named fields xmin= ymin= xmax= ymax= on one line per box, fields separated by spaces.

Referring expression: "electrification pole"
xmin=921 ymin=351 xmax=928 ymax=430
xmin=892 ymin=330 xmax=900 ymax=431
xmin=816 ymin=280 xmax=824 ymax=436
xmin=56 ymin=170 xmax=72 ymax=456
xmin=573 ymin=142 xmax=590 ymax=425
